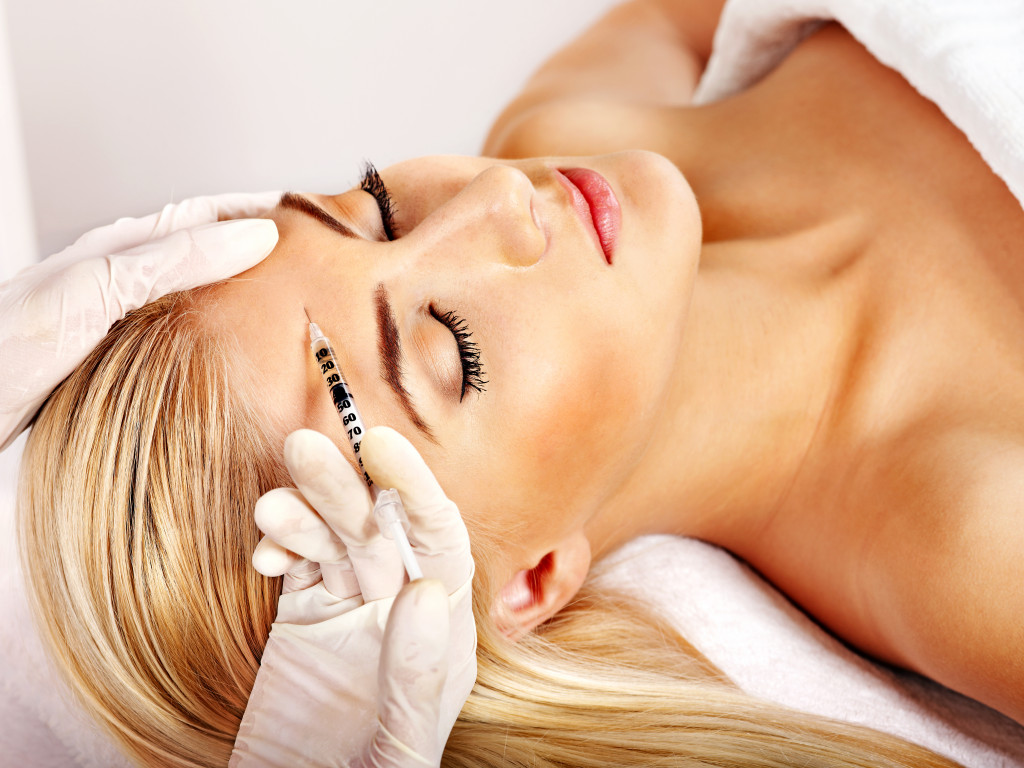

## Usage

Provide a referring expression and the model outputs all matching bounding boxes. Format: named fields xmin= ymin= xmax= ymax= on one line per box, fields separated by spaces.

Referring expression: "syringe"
xmin=306 ymin=313 xmax=423 ymax=582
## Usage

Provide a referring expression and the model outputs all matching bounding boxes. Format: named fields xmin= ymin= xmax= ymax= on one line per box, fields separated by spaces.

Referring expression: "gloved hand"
xmin=0 ymin=191 xmax=281 ymax=451
xmin=231 ymin=427 xmax=477 ymax=768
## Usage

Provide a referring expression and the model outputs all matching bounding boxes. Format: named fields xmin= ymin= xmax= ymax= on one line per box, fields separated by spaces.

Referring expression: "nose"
xmin=426 ymin=164 xmax=546 ymax=268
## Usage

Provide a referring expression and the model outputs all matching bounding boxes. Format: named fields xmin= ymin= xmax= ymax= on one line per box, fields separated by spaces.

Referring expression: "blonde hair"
xmin=19 ymin=292 xmax=962 ymax=768
xmin=20 ymin=293 xmax=287 ymax=766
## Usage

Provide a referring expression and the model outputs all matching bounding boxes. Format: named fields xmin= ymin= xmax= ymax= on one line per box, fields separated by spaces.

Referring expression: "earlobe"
xmin=492 ymin=531 xmax=592 ymax=641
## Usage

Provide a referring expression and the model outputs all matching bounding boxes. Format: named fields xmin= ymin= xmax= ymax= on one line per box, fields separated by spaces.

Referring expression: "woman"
xmin=16 ymin=0 xmax=1024 ymax=765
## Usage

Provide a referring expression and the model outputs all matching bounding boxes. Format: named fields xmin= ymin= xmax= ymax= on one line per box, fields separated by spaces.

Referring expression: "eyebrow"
xmin=279 ymin=192 xmax=358 ymax=238
xmin=281 ymin=192 xmax=435 ymax=441
xmin=375 ymin=285 xmax=437 ymax=443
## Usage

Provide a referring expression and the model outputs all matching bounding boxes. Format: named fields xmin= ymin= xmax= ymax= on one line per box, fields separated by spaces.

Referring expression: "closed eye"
xmin=359 ymin=162 xmax=398 ymax=241
xmin=430 ymin=306 xmax=487 ymax=401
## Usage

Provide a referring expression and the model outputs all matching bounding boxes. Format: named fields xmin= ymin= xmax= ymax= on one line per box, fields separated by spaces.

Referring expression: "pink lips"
xmin=557 ymin=168 xmax=621 ymax=264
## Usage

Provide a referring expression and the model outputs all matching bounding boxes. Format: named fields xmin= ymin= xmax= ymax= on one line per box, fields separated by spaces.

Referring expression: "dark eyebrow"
xmin=375 ymin=284 xmax=438 ymax=444
xmin=280 ymin=192 xmax=433 ymax=440
xmin=279 ymin=192 xmax=358 ymax=238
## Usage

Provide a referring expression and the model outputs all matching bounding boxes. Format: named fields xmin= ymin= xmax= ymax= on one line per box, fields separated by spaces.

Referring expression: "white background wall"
xmin=0 ymin=2 xmax=35 ymax=271
xmin=5 ymin=0 xmax=620 ymax=256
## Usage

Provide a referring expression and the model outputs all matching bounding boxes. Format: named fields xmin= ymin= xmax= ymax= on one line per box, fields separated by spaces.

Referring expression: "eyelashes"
xmin=359 ymin=161 xmax=397 ymax=241
xmin=430 ymin=307 xmax=488 ymax=401
xmin=358 ymin=161 xmax=487 ymax=402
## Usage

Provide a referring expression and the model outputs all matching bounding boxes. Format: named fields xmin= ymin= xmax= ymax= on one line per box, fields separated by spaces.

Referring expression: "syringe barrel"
xmin=310 ymin=333 xmax=373 ymax=487
xmin=307 ymin=322 xmax=423 ymax=582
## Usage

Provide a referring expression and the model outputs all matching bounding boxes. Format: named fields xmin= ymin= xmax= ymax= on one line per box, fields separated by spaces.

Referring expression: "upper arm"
xmin=483 ymin=0 xmax=727 ymax=157
xmin=870 ymin=445 xmax=1024 ymax=725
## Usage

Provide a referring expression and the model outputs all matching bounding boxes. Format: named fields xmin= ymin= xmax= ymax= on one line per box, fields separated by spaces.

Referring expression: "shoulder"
xmin=484 ymin=98 xmax=690 ymax=161
xmin=863 ymin=430 xmax=1024 ymax=724
xmin=482 ymin=1 xmax=727 ymax=158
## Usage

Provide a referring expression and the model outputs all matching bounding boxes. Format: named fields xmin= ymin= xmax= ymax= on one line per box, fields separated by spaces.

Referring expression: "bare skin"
xmin=484 ymin=0 xmax=1024 ymax=724
xmin=213 ymin=0 xmax=1024 ymax=727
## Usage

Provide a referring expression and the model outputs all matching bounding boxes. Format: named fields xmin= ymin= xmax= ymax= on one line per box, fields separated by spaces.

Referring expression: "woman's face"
xmin=210 ymin=151 xmax=700 ymax=572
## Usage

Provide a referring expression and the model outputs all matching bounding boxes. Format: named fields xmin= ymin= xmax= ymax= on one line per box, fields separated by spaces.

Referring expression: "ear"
xmin=491 ymin=530 xmax=591 ymax=641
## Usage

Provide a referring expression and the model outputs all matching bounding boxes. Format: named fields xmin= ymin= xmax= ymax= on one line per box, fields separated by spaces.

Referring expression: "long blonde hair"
xmin=19 ymin=291 xmax=962 ymax=768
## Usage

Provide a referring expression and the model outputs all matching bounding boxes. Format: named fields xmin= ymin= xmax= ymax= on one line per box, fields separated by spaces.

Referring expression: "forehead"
xmin=201 ymin=204 xmax=381 ymax=461
xmin=203 ymin=243 xmax=319 ymax=435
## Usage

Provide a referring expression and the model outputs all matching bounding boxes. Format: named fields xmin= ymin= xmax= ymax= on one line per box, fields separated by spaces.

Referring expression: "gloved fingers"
xmin=251 ymin=535 xmax=306 ymax=577
xmin=203 ymin=190 xmax=284 ymax=221
xmin=59 ymin=191 xmax=281 ymax=263
xmin=252 ymin=536 xmax=325 ymax=593
xmin=282 ymin=560 xmax=326 ymax=594
xmin=0 ymin=218 xmax=277 ymax=453
xmin=254 ymin=488 xmax=363 ymax=596
xmin=320 ymin=562 xmax=363 ymax=599
xmin=340 ymin=537 xmax=408 ymax=602
xmin=254 ymin=487 xmax=349 ymax=565
xmin=361 ymin=427 xmax=473 ymax=591
xmin=283 ymin=430 xmax=405 ymax=601
xmin=363 ymin=579 xmax=450 ymax=768
xmin=4 ymin=220 xmax=276 ymax=374
xmin=106 ymin=218 xmax=278 ymax=321
xmin=282 ymin=430 xmax=375 ymax=538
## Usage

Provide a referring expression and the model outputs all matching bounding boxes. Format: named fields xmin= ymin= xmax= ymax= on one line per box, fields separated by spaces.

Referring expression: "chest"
xmin=706 ymin=25 xmax=1024 ymax=657
xmin=699 ymin=23 xmax=1024 ymax=426
xmin=695 ymin=24 xmax=1024 ymax=247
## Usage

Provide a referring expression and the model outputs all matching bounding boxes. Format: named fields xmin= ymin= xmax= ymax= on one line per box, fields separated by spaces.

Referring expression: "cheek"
xmin=432 ymin=350 xmax=625 ymax=556
xmin=532 ymin=356 xmax=619 ymax=475
xmin=429 ymin=276 xmax=682 ymax=552
xmin=496 ymin=328 xmax=653 ymax=532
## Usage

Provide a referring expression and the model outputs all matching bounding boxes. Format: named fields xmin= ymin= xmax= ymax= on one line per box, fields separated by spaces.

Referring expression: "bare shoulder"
xmin=864 ymin=430 xmax=1024 ymax=725
xmin=483 ymin=0 xmax=726 ymax=158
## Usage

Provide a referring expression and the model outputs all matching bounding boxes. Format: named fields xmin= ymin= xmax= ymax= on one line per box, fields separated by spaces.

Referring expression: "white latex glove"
xmin=231 ymin=427 xmax=477 ymax=768
xmin=0 ymin=191 xmax=281 ymax=451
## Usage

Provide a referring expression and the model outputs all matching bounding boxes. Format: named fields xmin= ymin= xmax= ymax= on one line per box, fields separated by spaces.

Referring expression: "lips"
xmin=557 ymin=168 xmax=621 ymax=264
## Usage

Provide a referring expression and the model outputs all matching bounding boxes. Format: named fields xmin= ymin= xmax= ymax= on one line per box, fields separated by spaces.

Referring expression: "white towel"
xmin=693 ymin=0 xmax=1024 ymax=209
xmin=598 ymin=536 xmax=1024 ymax=767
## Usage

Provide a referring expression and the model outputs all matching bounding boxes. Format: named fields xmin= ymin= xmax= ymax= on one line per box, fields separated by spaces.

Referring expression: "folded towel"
xmin=693 ymin=0 xmax=1024 ymax=209
xmin=598 ymin=536 xmax=1024 ymax=767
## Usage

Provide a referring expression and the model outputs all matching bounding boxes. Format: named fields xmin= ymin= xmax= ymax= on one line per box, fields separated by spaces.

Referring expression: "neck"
xmin=582 ymin=103 xmax=878 ymax=562
xmin=587 ymin=220 xmax=867 ymax=563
